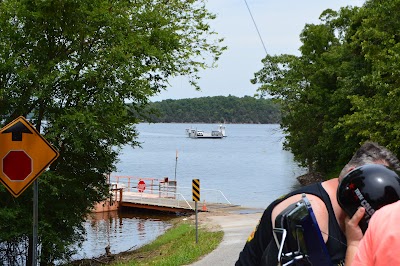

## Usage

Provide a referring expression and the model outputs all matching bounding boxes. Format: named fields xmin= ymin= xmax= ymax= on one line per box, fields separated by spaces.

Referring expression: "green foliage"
xmin=145 ymin=95 xmax=281 ymax=124
xmin=253 ymin=0 xmax=400 ymax=176
xmin=0 ymin=0 xmax=225 ymax=264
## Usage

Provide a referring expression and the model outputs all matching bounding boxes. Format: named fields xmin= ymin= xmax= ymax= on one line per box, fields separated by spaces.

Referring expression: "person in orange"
xmin=345 ymin=200 xmax=400 ymax=265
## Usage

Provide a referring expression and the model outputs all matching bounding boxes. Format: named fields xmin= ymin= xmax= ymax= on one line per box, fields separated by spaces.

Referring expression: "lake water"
xmin=75 ymin=123 xmax=306 ymax=260
xmin=116 ymin=123 xmax=305 ymax=208
xmin=74 ymin=210 xmax=174 ymax=261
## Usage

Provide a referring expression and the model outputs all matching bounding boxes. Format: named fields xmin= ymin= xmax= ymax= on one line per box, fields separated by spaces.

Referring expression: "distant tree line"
xmin=144 ymin=95 xmax=281 ymax=124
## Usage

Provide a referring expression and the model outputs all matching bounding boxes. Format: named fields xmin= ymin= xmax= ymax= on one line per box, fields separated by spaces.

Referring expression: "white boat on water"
xmin=185 ymin=125 xmax=226 ymax=139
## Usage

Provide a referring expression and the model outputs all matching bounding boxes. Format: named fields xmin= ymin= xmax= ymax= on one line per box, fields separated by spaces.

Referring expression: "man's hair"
xmin=339 ymin=141 xmax=400 ymax=180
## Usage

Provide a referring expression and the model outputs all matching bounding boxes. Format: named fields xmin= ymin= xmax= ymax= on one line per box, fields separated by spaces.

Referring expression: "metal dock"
xmin=93 ymin=175 xmax=236 ymax=213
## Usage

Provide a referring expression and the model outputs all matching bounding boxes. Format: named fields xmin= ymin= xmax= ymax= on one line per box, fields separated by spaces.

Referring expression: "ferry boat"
xmin=185 ymin=125 xmax=226 ymax=139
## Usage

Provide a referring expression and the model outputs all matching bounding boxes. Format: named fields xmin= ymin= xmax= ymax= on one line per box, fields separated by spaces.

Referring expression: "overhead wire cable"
xmin=243 ymin=0 xmax=268 ymax=55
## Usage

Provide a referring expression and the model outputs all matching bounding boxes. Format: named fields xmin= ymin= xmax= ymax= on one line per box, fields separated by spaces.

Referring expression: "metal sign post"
xmin=195 ymin=201 xmax=198 ymax=243
xmin=33 ymin=180 xmax=38 ymax=266
xmin=174 ymin=150 xmax=178 ymax=182
xmin=192 ymin=179 xmax=200 ymax=244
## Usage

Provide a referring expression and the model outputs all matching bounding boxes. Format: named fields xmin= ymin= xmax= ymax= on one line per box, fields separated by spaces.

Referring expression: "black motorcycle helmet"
xmin=337 ymin=164 xmax=400 ymax=233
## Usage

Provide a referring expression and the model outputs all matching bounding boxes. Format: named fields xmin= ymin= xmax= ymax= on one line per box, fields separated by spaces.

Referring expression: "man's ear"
xmin=339 ymin=166 xmax=355 ymax=182
xmin=347 ymin=167 xmax=355 ymax=173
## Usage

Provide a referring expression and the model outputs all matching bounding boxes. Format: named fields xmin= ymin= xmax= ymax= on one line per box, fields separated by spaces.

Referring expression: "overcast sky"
xmin=151 ymin=0 xmax=365 ymax=102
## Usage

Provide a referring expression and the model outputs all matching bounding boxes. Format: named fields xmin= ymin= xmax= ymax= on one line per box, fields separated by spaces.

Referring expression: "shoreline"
xmin=71 ymin=205 xmax=263 ymax=265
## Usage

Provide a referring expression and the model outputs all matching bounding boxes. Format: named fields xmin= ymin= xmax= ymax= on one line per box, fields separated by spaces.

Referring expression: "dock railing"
xmin=108 ymin=175 xmax=234 ymax=210
xmin=175 ymin=186 xmax=232 ymax=205
xmin=120 ymin=190 xmax=193 ymax=210
xmin=109 ymin=175 xmax=161 ymax=194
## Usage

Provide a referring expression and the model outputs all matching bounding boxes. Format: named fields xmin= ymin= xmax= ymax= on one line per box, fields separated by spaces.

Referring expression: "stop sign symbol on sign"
xmin=137 ymin=180 xmax=146 ymax=193
xmin=3 ymin=150 xmax=32 ymax=181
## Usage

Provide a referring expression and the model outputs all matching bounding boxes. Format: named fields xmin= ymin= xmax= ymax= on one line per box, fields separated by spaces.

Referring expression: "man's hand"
xmin=345 ymin=207 xmax=365 ymax=247
xmin=344 ymin=207 xmax=365 ymax=266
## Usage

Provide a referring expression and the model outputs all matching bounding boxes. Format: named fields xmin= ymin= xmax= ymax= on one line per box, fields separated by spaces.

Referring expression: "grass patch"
xmin=105 ymin=217 xmax=223 ymax=266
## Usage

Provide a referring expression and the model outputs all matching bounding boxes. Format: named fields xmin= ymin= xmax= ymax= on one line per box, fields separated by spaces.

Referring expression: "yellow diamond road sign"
xmin=0 ymin=116 xmax=59 ymax=197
